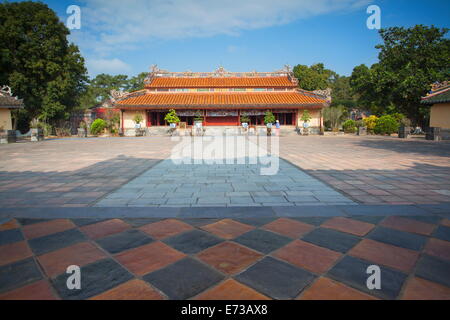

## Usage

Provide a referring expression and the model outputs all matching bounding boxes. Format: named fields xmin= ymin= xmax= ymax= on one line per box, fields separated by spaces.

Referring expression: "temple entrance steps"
xmin=144 ymin=126 xmax=304 ymax=136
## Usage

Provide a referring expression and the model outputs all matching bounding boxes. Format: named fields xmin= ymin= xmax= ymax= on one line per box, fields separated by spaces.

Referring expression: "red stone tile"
xmin=38 ymin=242 xmax=107 ymax=277
xmin=322 ymin=217 xmax=374 ymax=236
xmin=402 ymin=277 xmax=450 ymax=300
xmin=380 ymin=216 xmax=435 ymax=236
xmin=80 ymin=219 xmax=130 ymax=239
xmin=0 ymin=280 xmax=57 ymax=300
xmin=0 ymin=219 xmax=19 ymax=231
xmin=195 ymin=279 xmax=270 ymax=300
xmin=298 ymin=277 xmax=378 ymax=300
xmin=90 ymin=279 xmax=164 ymax=300
xmin=197 ymin=242 xmax=262 ymax=274
xmin=349 ymin=239 xmax=419 ymax=273
xmin=0 ymin=241 xmax=32 ymax=266
xmin=201 ymin=219 xmax=254 ymax=239
xmin=115 ymin=241 xmax=185 ymax=276
xmin=23 ymin=219 xmax=75 ymax=239
xmin=424 ymin=238 xmax=450 ymax=261
xmin=262 ymin=218 xmax=314 ymax=238
xmin=139 ymin=219 xmax=193 ymax=239
xmin=272 ymin=240 xmax=341 ymax=274
xmin=441 ymin=219 xmax=450 ymax=227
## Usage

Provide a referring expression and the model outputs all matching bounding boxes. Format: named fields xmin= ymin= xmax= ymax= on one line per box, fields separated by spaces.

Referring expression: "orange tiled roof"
xmin=146 ymin=77 xmax=296 ymax=88
xmin=116 ymin=91 xmax=326 ymax=108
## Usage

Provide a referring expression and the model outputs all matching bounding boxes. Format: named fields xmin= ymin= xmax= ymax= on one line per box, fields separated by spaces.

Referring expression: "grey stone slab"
xmin=0 ymin=258 xmax=42 ymax=294
xmin=285 ymin=196 xmax=319 ymax=202
xmin=28 ymin=228 xmax=86 ymax=255
xmin=163 ymin=230 xmax=222 ymax=254
xmin=0 ymin=228 xmax=24 ymax=246
xmin=166 ymin=198 xmax=197 ymax=205
xmin=52 ymin=258 xmax=133 ymax=300
xmin=253 ymin=196 xmax=287 ymax=203
xmin=327 ymin=255 xmax=407 ymax=300
xmin=302 ymin=228 xmax=361 ymax=253
xmin=144 ymin=257 xmax=224 ymax=299
xmin=235 ymin=256 xmax=315 ymax=299
xmin=367 ymin=226 xmax=427 ymax=251
xmin=290 ymin=217 xmax=330 ymax=226
xmin=342 ymin=205 xmax=429 ymax=216
xmin=71 ymin=218 xmax=108 ymax=227
xmin=229 ymin=197 xmax=256 ymax=204
xmin=432 ymin=225 xmax=450 ymax=242
xmin=234 ymin=229 xmax=291 ymax=254
xmin=273 ymin=206 xmax=346 ymax=217
xmin=96 ymin=230 xmax=154 ymax=254
xmin=415 ymin=254 xmax=450 ymax=288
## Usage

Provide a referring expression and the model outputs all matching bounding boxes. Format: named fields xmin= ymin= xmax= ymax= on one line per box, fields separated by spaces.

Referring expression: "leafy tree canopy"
xmin=0 ymin=1 xmax=87 ymax=125
xmin=350 ymin=25 xmax=450 ymax=125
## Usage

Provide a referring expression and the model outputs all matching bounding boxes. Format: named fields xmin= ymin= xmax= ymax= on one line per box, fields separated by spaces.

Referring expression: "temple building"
xmin=113 ymin=66 xmax=330 ymax=134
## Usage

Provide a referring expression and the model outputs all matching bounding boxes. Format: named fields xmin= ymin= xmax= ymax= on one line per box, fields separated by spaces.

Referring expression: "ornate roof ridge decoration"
xmin=144 ymin=65 xmax=298 ymax=86
xmin=311 ymin=88 xmax=332 ymax=103
xmin=430 ymin=81 xmax=449 ymax=93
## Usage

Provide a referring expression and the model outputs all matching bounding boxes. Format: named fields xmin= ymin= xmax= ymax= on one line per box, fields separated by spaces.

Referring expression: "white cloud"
xmin=86 ymin=58 xmax=131 ymax=75
xmin=76 ymin=0 xmax=371 ymax=54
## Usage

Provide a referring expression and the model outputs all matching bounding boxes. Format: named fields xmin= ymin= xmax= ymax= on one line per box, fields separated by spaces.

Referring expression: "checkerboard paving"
xmin=1 ymin=215 xmax=449 ymax=300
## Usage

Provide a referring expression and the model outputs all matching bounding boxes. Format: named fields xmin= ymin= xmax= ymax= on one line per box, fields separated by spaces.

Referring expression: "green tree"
xmin=0 ymin=1 xmax=87 ymax=129
xmin=293 ymin=63 xmax=334 ymax=91
xmin=126 ymin=72 xmax=148 ymax=91
xmin=350 ymin=25 xmax=450 ymax=125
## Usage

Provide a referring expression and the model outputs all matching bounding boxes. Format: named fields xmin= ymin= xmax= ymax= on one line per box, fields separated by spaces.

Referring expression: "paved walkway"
xmin=96 ymin=159 xmax=355 ymax=207
xmin=1 ymin=213 xmax=449 ymax=300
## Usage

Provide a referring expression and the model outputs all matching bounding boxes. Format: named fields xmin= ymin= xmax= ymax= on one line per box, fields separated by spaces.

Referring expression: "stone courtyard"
xmin=0 ymin=135 xmax=449 ymax=300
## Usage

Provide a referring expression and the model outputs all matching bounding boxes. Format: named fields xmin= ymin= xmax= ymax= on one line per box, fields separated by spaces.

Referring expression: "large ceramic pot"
xmin=31 ymin=128 xmax=44 ymax=142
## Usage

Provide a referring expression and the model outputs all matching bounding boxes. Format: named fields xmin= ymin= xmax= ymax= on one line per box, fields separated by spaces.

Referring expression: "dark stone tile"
xmin=404 ymin=215 xmax=441 ymax=225
xmin=350 ymin=216 xmax=385 ymax=224
xmin=52 ymin=258 xmax=133 ymax=300
xmin=28 ymin=229 xmax=86 ymax=255
xmin=290 ymin=217 xmax=330 ymax=226
xmin=415 ymin=255 xmax=450 ymax=287
xmin=179 ymin=218 xmax=220 ymax=227
xmin=121 ymin=218 xmax=162 ymax=227
xmin=234 ymin=229 xmax=292 ymax=254
xmin=367 ymin=226 xmax=426 ymax=251
xmin=233 ymin=217 xmax=277 ymax=227
xmin=327 ymin=255 xmax=407 ymax=300
xmin=0 ymin=228 xmax=24 ymax=246
xmin=16 ymin=218 xmax=50 ymax=226
xmin=71 ymin=218 xmax=107 ymax=227
xmin=143 ymin=257 xmax=224 ymax=299
xmin=96 ymin=229 xmax=153 ymax=254
xmin=235 ymin=256 xmax=315 ymax=299
xmin=301 ymin=228 xmax=361 ymax=253
xmin=163 ymin=230 xmax=222 ymax=254
xmin=0 ymin=258 xmax=42 ymax=294
xmin=274 ymin=206 xmax=345 ymax=217
xmin=416 ymin=203 xmax=450 ymax=214
xmin=179 ymin=206 xmax=275 ymax=218
xmin=433 ymin=225 xmax=450 ymax=242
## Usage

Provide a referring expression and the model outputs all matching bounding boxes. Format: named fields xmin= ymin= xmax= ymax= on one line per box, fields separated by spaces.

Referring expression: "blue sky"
xmin=40 ymin=0 xmax=450 ymax=78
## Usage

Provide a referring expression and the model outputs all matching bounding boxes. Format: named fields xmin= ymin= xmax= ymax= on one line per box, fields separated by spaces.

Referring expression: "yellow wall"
xmin=297 ymin=109 xmax=322 ymax=127
xmin=430 ymin=103 xmax=450 ymax=129
xmin=0 ymin=109 xmax=12 ymax=130
xmin=122 ymin=110 xmax=147 ymax=128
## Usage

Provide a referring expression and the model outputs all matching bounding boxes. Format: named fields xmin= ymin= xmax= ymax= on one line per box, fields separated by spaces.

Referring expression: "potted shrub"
xmin=30 ymin=118 xmax=44 ymax=142
xmin=77 ymin=121 xmax=87 ymax=137
xmin=264 ymin=111 xmax=275 ymax=136
xmin=90 ymin=118 xmax=107 ymax=136
xmin=342 ymin=119 xmax=357 ymax=134
xmin=300 ymin=110 xmax=312 ymax=135
xmin=240 ymin=113 xmax=250 ymax=128
xmin=193 ymin=110 xmax=203 ymax=128
xmin=133 ymin=113 xmax=143 ymax=128
xmin=356 ymin=120 xmax=367 ymax=135
xmin=164 ymin=109 xmax=180 ymax=128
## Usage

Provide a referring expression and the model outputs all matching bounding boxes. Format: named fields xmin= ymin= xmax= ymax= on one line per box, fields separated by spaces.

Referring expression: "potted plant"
xmin=133 ymin=113 xmax=143 ymax=128
xmin=30 ymin=118 xmax=44 ymax=142
xmin=264 ymin=111 xmax=275 ymax=136
xmin=78 ymin=121 xmax=87 ymax=137
xmin=164 ymin=109 xmax=180 ymax=129
xmin=240 ymin=113 xmax=250 ymax=129
xmin=300 ymin=110 xmax=312 ymax=135
xmin=193 ymin=110 xmax=203 ymax=128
